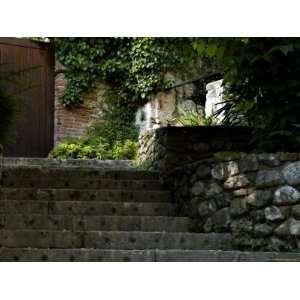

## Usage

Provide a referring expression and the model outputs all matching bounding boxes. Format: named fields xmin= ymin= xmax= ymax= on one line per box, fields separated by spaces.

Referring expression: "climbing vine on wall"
xmin=51 ymin=38 xmax=208 ymax=159
xmin=53 ymin=37 xmax=198 ymax=108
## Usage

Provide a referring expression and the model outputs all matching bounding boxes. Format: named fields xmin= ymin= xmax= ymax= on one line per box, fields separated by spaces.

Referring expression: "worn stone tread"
xmin=1 ymin=178 xmax=162 ymax=190
xmin=1 ymin=248 xmax=299 ymax=262
xmin=0 ymin=188 xmax=171 ymax=202
xmin=0 ymin=214 xmax=191 ymax=231
xmin=155 ymin=249 xmax=300 ymax=262
xmin=0 ymin=231 xmax=232 ymax=250
xmin=3 ymin=158 xmax=134 ymax=169
xmin=1 ymin=166 xmax=159 ymax=180
xmin=0 ymin=200 xmax=176 ymax=216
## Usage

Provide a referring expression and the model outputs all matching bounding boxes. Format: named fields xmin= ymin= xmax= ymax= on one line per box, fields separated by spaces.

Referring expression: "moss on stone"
xmin=213 ymin=151 xmax=242 ymax=161
xmin=134 ymin=158 xmax=154 ymax=171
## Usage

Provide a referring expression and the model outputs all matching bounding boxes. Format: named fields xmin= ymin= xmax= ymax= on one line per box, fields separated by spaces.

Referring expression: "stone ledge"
xmin=3 ymin=157 xmax=133 ymax=169
xmin=138 ymin=126 xmax=254 ymax=171
xmin=1 ymin=248 xmax=300 ymax=261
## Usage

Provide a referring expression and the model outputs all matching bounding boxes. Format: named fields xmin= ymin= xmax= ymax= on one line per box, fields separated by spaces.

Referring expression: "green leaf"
xmin=193 ymin=39 xmax=206 ymax=55
xmin=207 ymin=43 xmax=218 ymax=58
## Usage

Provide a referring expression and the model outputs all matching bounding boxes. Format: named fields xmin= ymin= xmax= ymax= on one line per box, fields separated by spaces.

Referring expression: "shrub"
xmin=49 ymin=137 xmax=111 ymax=159
xmin=88 ymin=100 xmax=139 ymax=146
xmin=172 ymin=108 xmax=217 ymax=126
xmin=49 ymin=137 xmax=138 ymax=160
xmin=194 ymin=38 xmax=300 ymax=150
xmin=112 ymin=140 xmax=138 ymax=160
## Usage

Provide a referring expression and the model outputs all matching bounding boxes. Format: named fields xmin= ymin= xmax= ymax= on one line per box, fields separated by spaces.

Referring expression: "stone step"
xmin=0 ymin=188 xmax=171 ymax=203
xmin=1 ymin=215 xmax=191 ymax=232
xmin=1 ymin=249 xmax=299 ymax=262
xmin=1 ymin=177 xmax=162 ymax=190
xmin=0 ymin=201 xmax=176 ymax=216
xmin=154 ymin=250 xmax=300 ymax=262
xmin=1 ymin=166 xmax=159 ymax=181
xmin=0 ymin=231 xmax=232 ymax=250
xmin=3 ymin=158 xmax=134 ymax=169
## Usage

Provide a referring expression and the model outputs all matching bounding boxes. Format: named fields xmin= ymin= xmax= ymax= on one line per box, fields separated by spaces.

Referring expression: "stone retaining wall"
xmin=138 ymin=126 xmax=253 ymax=171
xmin=163 ymin=152 xmax=300 ymax=251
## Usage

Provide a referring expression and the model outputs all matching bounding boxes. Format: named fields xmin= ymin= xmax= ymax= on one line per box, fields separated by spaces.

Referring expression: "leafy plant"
xmin=49 ymin=136 xmax=138 ymax=160
xmin=49 ymin=137 xmax=111 ymax=159
xmin=172 ymin=108 xmax=217 ymax=126
xmin=193 ymin=38 xmax=300 ymax=150
xmin=88 ymin=89 xmax=139 ymax=145
xmin=53 ymin=38 xmax=198 ymax=108
xmin=112 ymin=140 xmax=138 ymax=160
xmin=51 ymin=38 xmax=204 ymax=159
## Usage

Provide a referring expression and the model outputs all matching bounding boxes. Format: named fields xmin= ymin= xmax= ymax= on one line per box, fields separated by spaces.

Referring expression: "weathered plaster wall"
xmin=135 ymin=79 xmax=224 ymax=133
xmin=205 ymin=79 xmax=224 ymax=123
xmin=135 ymin=82 xmax=199 ymax=131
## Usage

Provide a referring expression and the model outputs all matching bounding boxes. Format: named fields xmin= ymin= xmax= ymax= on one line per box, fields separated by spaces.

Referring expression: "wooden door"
xmin=0 ymin=38 xmax=54 ymax=157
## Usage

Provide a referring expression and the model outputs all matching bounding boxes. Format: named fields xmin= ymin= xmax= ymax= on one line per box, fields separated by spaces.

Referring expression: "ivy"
xmin=51 ymin=38 xmax=224 ymax=160
xmin=53 ymin=37 xmax=198 ymax=108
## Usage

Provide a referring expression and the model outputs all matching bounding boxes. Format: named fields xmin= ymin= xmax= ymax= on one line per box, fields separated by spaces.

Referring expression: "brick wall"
xmin=54 ymin=72 xmax=97 ymax=146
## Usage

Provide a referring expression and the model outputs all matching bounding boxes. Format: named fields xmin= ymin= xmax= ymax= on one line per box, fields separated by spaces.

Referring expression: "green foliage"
xmin=172 ymin=108 xmax=217 ymax=126
xmin=49 ymin=87 xmax=139 ymax=160
xmin=53 ymin=38 xmax=197 ymax=107
xmin=51 ymin=38 xmax=201 ymax=159
xmin=193 ymin=38 xmax=300 ymax=150
xmin=88 ymin=90 xmax=138 ymax=145
xmin=213 ymin=151 xmax=242 ymax=161
xmin=49 ymin=136 xmax=138 ymax=160
xmin=112 ymin=140 xmax=138 ymax=160
xmin=134 ymin=158 xmax=154 ymax=171
xmin=49 ymin=137 xmax=111 ymax=159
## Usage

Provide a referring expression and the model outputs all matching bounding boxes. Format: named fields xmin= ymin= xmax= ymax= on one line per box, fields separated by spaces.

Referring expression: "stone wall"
xmin=163 ymin=152 xmax=300 ymax=252
xmin=138 ymin=126 xmax=300 ymax=251
xmin=135 ymin=80 xmax=199 ymax=131
xmin=135 ymin=79 xmax=224 ymax=133
xmin=138 ymin=126 xmax=253 ymax=171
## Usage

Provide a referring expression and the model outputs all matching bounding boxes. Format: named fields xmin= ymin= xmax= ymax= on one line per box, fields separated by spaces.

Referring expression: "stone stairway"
xmin=1 ymin=158 xmax=300 ymax=261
